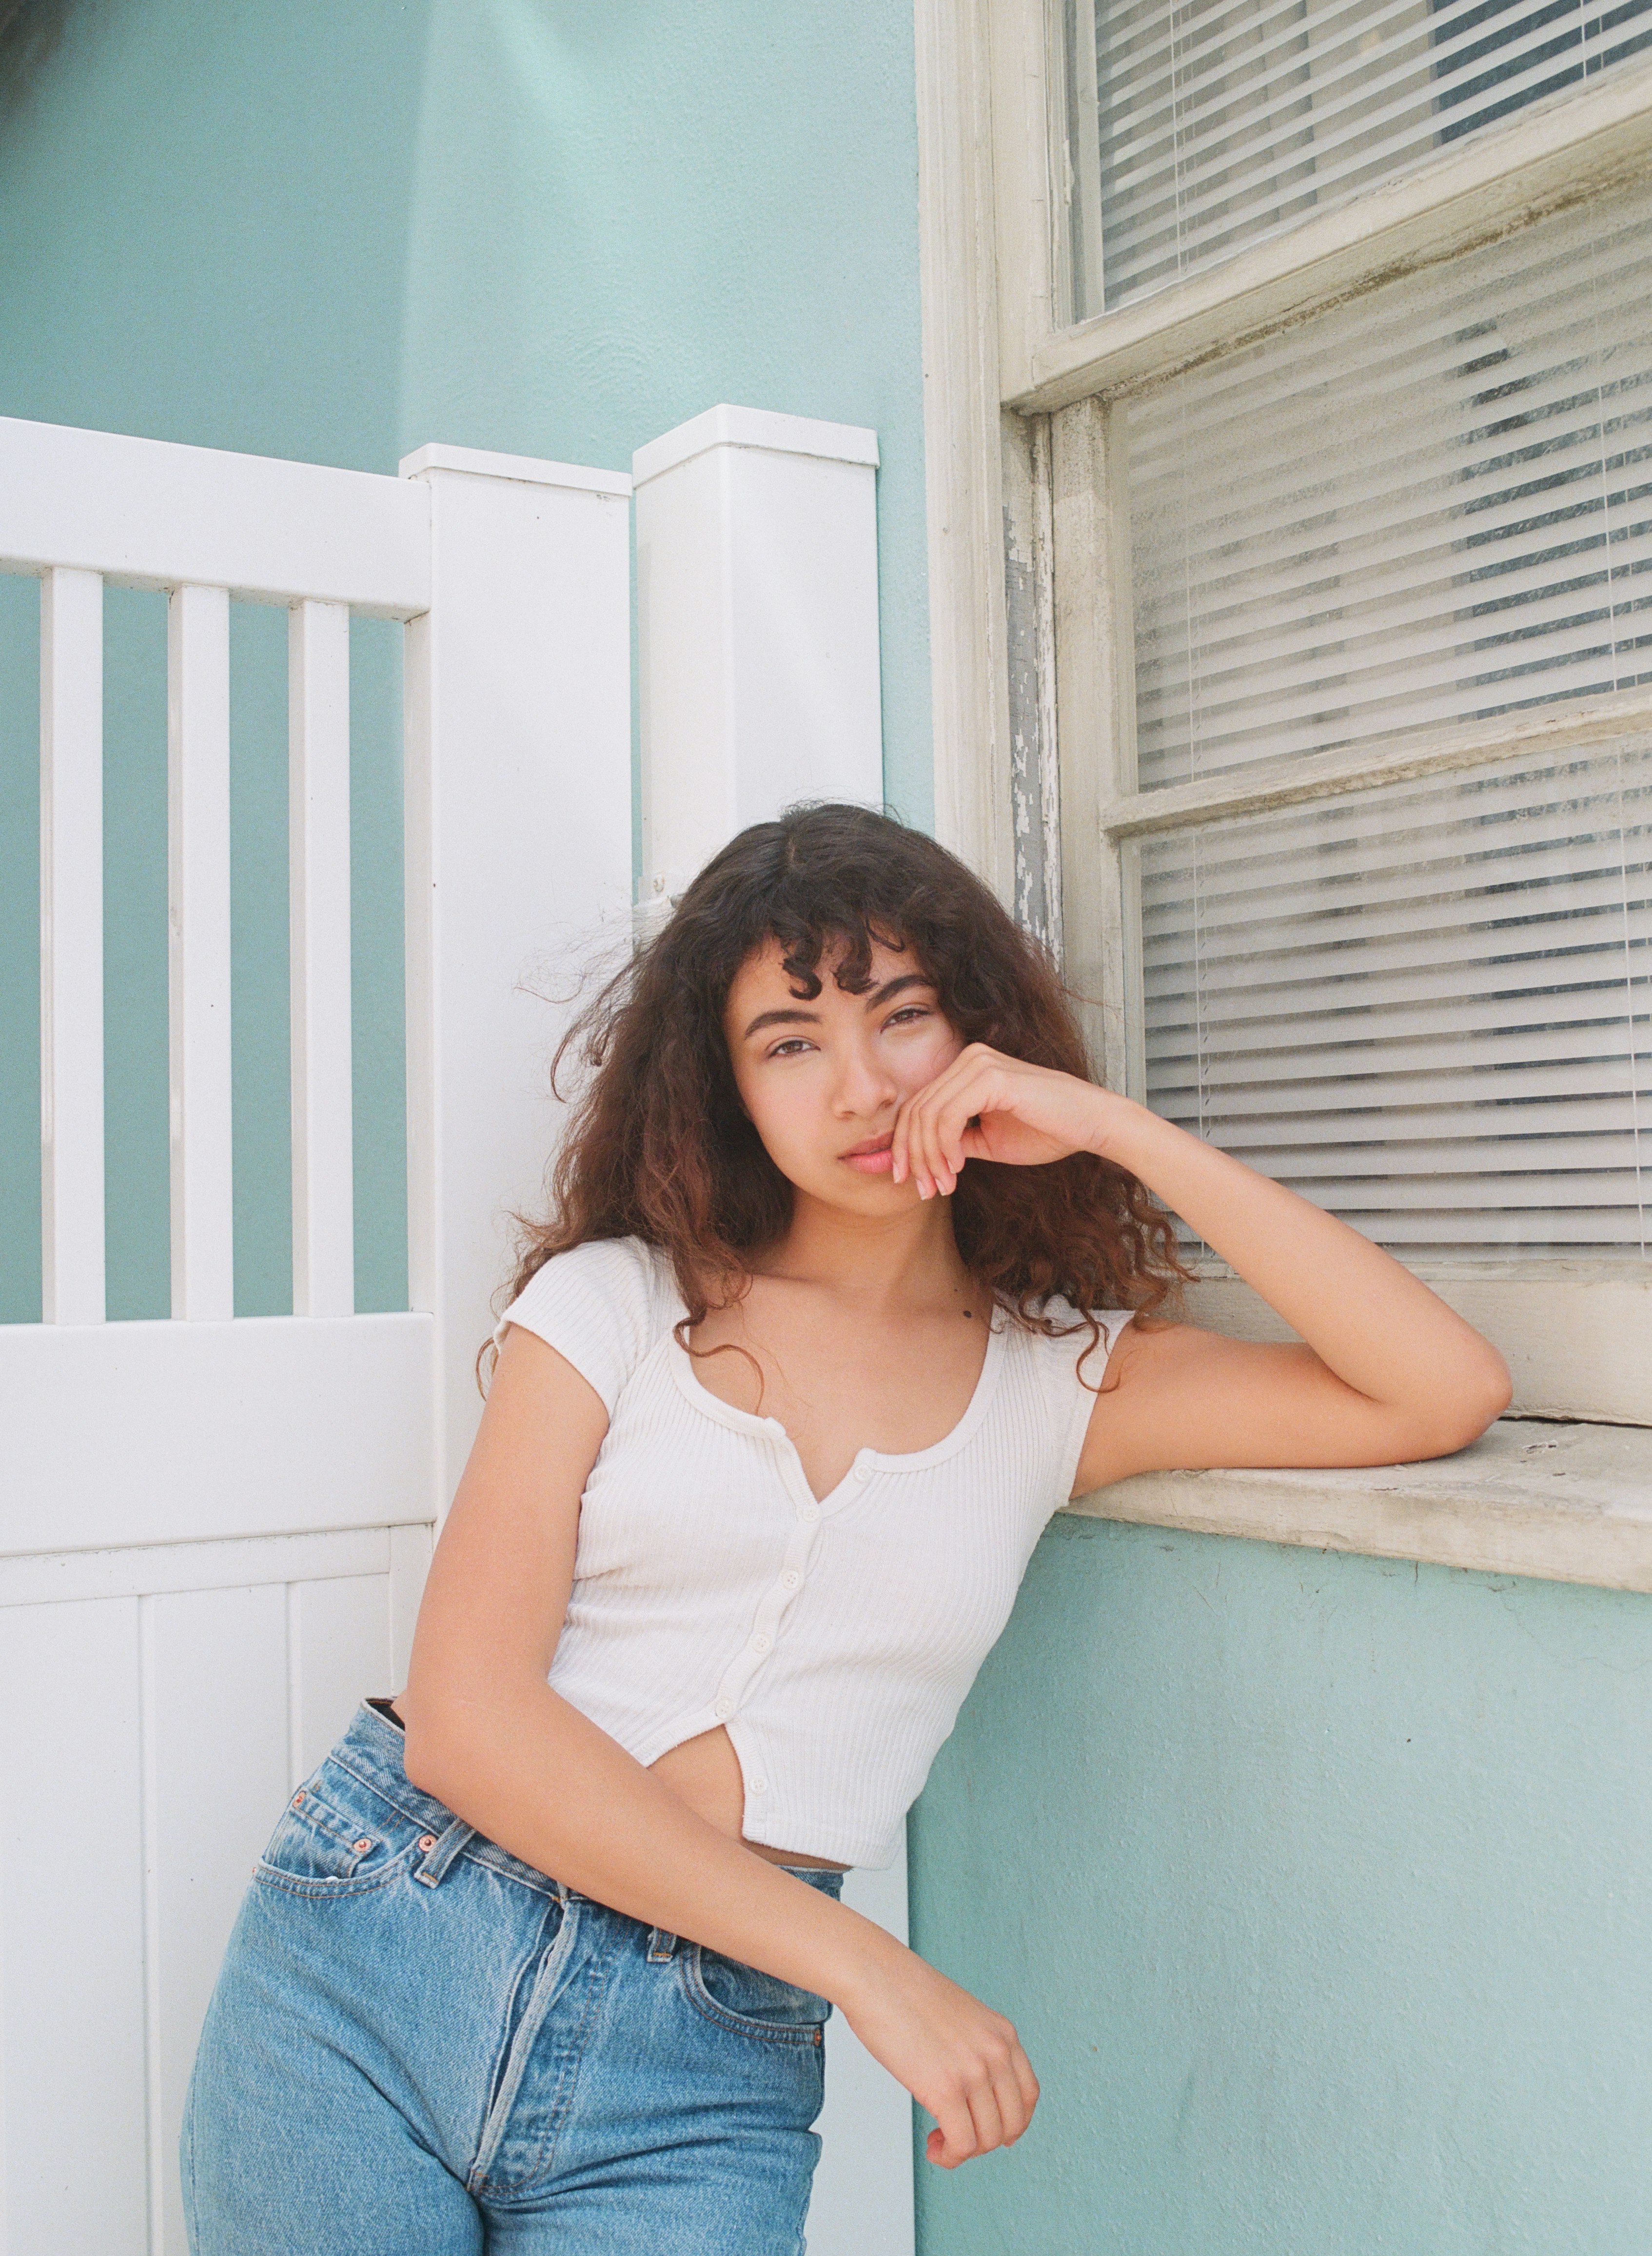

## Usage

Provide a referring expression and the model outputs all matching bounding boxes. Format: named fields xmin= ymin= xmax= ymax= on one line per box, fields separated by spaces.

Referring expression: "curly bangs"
xmin=488 ymin=803 xmax=1185 ymax=1380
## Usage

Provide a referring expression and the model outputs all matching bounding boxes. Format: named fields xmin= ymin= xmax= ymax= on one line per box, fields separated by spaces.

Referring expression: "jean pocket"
xmin=681 ymin=1946 xmax=833 ymax=2044
xmin=256 ymin=1766 xmax=418 ymax=1898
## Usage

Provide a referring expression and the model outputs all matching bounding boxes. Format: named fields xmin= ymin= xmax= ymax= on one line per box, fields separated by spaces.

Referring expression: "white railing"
xmin=18 ymin=416 xmax=434 ymax=1337
xmin=5 ymin=418 xmax=635 ymax=1526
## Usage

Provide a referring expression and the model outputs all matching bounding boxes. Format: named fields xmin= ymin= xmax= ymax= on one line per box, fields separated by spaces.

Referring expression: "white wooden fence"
xmin=2 ymin=416 xmax=631 ymax=2254
xmin=1 ymin=406 xmax=913 ymax=2255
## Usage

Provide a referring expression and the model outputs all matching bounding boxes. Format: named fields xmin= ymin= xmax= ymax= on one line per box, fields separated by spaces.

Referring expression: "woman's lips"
xmin=841 ymin=1136 xmax=895 ymax=1174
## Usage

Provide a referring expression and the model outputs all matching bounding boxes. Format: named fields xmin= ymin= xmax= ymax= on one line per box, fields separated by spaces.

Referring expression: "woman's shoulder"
xmin=492 ymin=1236 xmax=682 ymax=1414
xmin=515 ymin=1232 xmax=677 ymax=1299
xmin=998 ymin=1297 xmax=1139 ymax=1509
xmin=1003 ymin=1294 xmax=1138 ymax=1411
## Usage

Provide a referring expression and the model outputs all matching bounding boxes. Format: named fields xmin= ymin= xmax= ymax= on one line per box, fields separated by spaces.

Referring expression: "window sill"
xmin=1065 ymin=1421 xmax=1652 ymax=1594
xmin=1182 ymin=1265 xmax=1652 ymax=1429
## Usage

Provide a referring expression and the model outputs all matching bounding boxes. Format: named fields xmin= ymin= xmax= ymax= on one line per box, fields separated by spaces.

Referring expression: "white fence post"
xmin=631 ymin=404 xmax=912 ymax=2256
xmin=400 ymin=443 xmax=633 ymax=1522
xmin=632 ymin=404 xmax=884 ymax=912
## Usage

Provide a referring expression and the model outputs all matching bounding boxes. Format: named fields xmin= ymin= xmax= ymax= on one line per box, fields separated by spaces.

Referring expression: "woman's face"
xmin=723 ymin=936 xmax=963 ymax=1210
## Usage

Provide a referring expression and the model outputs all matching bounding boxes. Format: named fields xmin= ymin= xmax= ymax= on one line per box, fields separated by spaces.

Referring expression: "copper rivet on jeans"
xmin=419 ymin=1833 xmax=437 ymax=1852
xmin=292 ymin=1791 xmax=306 ymax=1806
xmin=354 ymin=1837 xmax=374 ymax=1853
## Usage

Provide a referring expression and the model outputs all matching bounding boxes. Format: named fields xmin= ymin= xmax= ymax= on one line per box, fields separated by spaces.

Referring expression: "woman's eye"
xmin=768 ymin=1037 xmax=813 ymax=1058
xmin=885 ymin=1005 xmax=931 ymax=1029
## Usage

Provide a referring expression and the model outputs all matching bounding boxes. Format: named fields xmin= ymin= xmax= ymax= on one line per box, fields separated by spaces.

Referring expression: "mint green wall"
xmin=0 ymin=0 xmax=928 ymax=1320
xmin=911 ymin=1517 xmax=1652 ymax=2254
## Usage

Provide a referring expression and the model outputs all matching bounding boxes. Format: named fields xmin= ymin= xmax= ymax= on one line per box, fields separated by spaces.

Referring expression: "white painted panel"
xmin=166 ymin=585 xmax=234 ymax=1322
xmin=388 ymin=1521 xmax=433 ymax=1683
xmin=401 ymin=445 xmax=632 ymax=1517
xmin=634 ymin=405 xmax=884 ymax=907
xmin=0 ymin=1598 xmax=148 ymax=2256
xmin=0 ymin=1526 xmax=394 ymax=1608
xmin=39 ymin=565 xmax=105 ymax=1326
xmin=0 ymin=1552 xmax=411 ymax=2256
xmin=146 ymin=1584 xmax=290 ymax=2256
xmin=288 ymin=599 xmax=354 ymax=1319
xmin=0 ymin=1312 xmax=434 ymax=1555
xmin=288 ymin=1571 xmax=392 ymax=1783
xmin=808 ymin=1837 xmax=917 ymax=2256
xmin=0 ymin=414 xmax=430 ymax=617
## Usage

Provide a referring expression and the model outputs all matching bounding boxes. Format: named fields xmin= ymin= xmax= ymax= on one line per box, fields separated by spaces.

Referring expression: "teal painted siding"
xmin=0 ymin=0 xmax=929 ymax=1319
xmin=911 ymin=1517 xmax=1652 ymax=2254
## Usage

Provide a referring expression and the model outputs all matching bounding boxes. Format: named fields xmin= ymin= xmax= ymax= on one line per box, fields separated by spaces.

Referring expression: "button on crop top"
xmin=492 ymin=1236 xmax=1133 ymax=1869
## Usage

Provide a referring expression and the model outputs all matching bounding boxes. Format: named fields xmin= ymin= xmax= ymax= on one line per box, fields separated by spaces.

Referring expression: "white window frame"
xmin=915 ymin=0 xmax=1652 ymax=1453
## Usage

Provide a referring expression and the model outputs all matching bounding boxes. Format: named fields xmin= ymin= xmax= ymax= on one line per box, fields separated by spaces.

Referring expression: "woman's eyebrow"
xmin=865 ymin=974 xmax=931 ymax=1009
xmin=742 ymin=1006 xmax=821 ymax=1039
xmin=742 ymin=974 xmax=930 ymax=1040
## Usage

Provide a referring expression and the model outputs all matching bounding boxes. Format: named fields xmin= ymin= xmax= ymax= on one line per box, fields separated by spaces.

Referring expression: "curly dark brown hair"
xmin=485 ymin=803 xmax=1186 ymax=1388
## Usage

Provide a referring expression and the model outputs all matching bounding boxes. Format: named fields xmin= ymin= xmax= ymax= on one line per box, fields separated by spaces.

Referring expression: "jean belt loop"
xmin=647 ymin=1925 xmax=680 ymax=1963
xmin=413 ymin=1814 xmax=475 ymax=1888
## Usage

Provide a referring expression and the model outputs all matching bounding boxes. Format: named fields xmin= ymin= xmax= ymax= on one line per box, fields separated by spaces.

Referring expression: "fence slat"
xmin=167 ymin=584 xmax=234 ymax=1321
xmin=288 ymin=599 xmax=354 ymax=1318
xmin=39 ymin=566 xmax=106 ymax=1325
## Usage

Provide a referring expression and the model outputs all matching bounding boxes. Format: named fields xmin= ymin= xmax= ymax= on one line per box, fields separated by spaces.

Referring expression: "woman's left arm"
xmin=892 ymin=1046 xmax=1514 ymax=1490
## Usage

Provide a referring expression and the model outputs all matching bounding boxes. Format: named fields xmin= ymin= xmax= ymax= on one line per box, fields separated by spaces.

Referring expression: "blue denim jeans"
xmin=182 ymin=1701 xmax=844 ymax=2254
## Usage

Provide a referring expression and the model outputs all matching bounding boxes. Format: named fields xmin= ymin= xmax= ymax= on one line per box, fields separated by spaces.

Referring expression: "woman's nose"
xmin=832 ymin=1045 xmax=896 ymax=1115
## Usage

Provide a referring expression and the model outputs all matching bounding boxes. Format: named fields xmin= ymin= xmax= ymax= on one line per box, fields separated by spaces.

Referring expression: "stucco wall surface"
xmin=0 ymin=0 xmax=928 ymax=1321
xmin=910 ymin=1514 xmax=1652 ymax=2255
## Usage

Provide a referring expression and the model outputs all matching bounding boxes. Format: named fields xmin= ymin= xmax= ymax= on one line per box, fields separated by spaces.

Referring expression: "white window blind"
xmin=1140 ymin=743 xmax=1651 ymax=1254
xmin=1064 ymin=0 xmax=1652 ymax=319
xmin=1127 ymin=174 xmax=1652 ymax=792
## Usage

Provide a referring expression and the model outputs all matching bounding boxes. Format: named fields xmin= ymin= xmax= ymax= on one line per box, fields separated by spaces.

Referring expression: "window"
xmin=1061 ymin=0 xmax=1652 ymax=318
xmin=967 ymin=0 xmax=1652 ymax=1425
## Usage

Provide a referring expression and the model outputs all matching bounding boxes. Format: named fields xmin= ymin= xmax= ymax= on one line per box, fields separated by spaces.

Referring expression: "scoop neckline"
xmin=665 ymin=1311 xmax=1010 ymax=1482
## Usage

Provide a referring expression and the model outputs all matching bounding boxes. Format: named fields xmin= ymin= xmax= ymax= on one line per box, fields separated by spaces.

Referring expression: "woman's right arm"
xmin=399 ymin=1321 xmax=1038 ymax=2169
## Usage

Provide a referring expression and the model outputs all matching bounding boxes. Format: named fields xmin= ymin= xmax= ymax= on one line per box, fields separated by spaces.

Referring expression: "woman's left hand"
xmin=892 ymin=1044 xmax=1112 ymax=1197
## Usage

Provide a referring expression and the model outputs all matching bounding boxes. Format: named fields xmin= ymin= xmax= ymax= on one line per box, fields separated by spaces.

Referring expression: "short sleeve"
xmin=492 ymin=1238 xmax=679 ymax=1416
xmin=1049 ymin=1306 xmax=1136 ymax=1508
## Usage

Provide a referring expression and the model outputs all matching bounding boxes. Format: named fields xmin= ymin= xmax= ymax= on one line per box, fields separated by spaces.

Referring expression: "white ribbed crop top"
xmin=492 ymin=1236 xmax=1132 ymax=1869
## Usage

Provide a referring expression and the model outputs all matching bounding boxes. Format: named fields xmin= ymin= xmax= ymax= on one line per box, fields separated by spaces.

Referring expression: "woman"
xmin=183 ymin=804 xmax=1510 ymax=2254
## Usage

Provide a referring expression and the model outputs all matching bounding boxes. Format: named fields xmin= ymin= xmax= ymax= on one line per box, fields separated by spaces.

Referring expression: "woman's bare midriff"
xmin=382 ymin=1701 xmax=844 ymax=1873
xmin=650 ymin=1725 xmax=847 ymax=1870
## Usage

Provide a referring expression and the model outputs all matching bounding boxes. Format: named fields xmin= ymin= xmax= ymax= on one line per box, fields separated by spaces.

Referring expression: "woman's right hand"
xmin=836 ymin=1935 xmax=1040 ymax=2167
